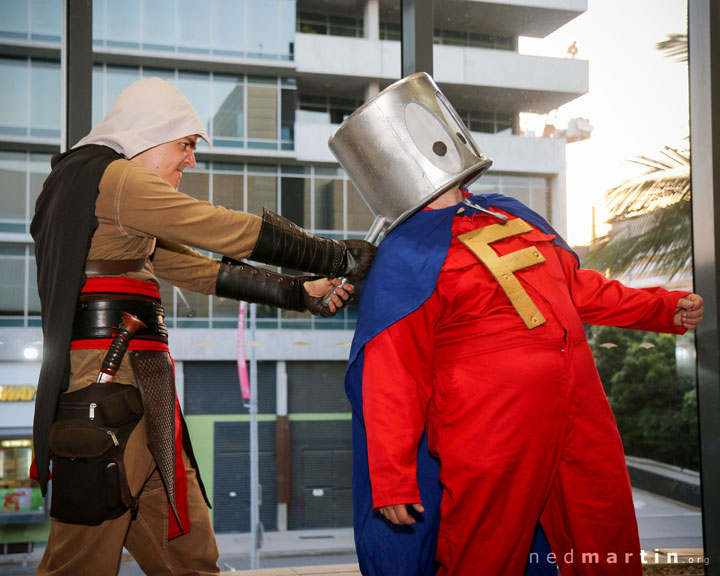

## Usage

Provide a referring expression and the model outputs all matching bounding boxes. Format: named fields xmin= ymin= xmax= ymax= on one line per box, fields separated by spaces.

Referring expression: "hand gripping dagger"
xmin=95 ymin=312 xmax=147 ymax=384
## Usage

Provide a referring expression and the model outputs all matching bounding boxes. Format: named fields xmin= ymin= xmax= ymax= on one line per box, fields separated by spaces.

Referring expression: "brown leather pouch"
xmin=49 ymin=382 xmax=143 ymax=525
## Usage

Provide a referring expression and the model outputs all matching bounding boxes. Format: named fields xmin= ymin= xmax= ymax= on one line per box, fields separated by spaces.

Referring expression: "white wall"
xmin=295 ymin=34 xmax=588 ymax=96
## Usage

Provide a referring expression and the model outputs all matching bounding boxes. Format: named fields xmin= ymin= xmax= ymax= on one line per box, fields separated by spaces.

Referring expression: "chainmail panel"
xmin=129 ymin=350 xmax=180 ymax=526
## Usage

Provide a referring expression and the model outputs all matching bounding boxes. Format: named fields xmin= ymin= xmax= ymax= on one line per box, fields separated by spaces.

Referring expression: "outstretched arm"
xmin=556 ymin=246 xmax=700 ymax=333
xmin=674 ymin=293 xmax=704 ymax=330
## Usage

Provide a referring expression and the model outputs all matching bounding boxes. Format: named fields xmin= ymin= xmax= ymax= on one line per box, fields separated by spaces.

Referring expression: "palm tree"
xmin=583 ymin=142 xmax=690 ymax=280
xmin=656 ymin=33 xmax=688 ymax=63
xmin=583 ymin=34 xmax=690 ymax=281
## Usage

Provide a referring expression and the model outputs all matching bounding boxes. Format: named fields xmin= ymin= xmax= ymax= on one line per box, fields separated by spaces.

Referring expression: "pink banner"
xmin=237 ymin=301 xmax=250 ymax=400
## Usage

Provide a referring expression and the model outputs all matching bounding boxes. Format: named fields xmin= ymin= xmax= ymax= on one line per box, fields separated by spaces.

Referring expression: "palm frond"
xmin=656 ymin=33 xmax=688 ymax=63
xmin=584 ymin=142 xmax=691 ymax=280
xmin=606 ymin=144 xmax=689 ymax=219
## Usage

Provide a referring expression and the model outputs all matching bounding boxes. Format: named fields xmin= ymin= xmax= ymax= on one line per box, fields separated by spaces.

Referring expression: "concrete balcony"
xmin=295 ymin=119 xmax=566 ymax=177
xmin=442 ymin=0 xmax=588 ymax=38
xmin=294 ymin=33 xmax=588 ymax=114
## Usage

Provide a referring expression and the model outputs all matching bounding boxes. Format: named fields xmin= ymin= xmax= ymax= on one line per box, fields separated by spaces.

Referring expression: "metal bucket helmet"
xmin=328 ymin=72 xmax=493 ymax=240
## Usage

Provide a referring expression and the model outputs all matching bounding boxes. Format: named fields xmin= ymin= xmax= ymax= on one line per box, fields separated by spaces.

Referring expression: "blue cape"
xmin=345 ymin=194 xmax=574 ymax=575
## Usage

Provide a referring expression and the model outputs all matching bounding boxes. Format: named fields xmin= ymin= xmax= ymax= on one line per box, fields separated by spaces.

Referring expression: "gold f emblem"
xmin=458 ymin=218 xmax=547 ymax=329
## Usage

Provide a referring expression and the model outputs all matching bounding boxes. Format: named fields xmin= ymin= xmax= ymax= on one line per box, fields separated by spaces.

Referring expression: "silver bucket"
xmin=328 ymin=72 xmax=493 ymax=240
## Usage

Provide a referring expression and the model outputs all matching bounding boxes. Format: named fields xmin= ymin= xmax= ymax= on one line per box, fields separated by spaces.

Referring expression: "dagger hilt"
xmin=96 ymin=312 xmax=147 ymax=384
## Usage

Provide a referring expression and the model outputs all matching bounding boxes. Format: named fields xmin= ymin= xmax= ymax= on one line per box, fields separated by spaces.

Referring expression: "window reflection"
xmin=142 ymin=0 xmax=175 ymax=51
xmin=247 ymin=174 xmax=277 ymax=216
xmin=92 ymin=0 xmax=294 ymax=60
xmin=0 ymin=152 xmax=26 ymax=227
xmin=214 ymin=173 xmax=244 ymax=212
xmin=0 ymin=0 xmax=61 ymax=42
xmin=0 ymin=247 xmax=25 ymax=319
xmin=315 ymin=179 xmax=343 ymax=232
xmin=213 ymin=76 xmax=245 ymax=144
xmin=177 ymin=0 xmax=211 ymax=54
xmin=30 ymin=60 xmax=61 ymax=137
xmin=103 ymin=0 xmax=141 ymax=48
xmin=90 ymin=67 xmax=293 ymax=151
xmin=247 ymin=85 xmax=278 ymax=144
xmin=30 ymin=0 xmax=61 ymax=41
xmin=212 ymin=0 xmax=245 ymax=57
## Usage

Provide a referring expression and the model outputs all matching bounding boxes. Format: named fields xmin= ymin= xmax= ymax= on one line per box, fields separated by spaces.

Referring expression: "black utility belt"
xmin=72 ymin=298 xmax=168 ymax=341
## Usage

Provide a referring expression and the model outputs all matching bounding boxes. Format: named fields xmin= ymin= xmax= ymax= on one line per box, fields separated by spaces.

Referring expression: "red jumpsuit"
xmin=362 ymin=209 xmax=687 ymax=575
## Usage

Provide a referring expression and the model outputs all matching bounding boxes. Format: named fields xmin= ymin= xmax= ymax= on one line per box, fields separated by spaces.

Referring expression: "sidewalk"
xmin=214 ymin=527 xmax=356 ymax=560
xmin=0 ymin=488 xmax=703 ymax=574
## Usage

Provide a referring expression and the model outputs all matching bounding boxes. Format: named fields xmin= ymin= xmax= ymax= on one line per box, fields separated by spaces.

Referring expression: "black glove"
xmin=216 ymin=259 xmax=347 ymax=317
xmin=249 ymin=208 xmax=377 ymax=280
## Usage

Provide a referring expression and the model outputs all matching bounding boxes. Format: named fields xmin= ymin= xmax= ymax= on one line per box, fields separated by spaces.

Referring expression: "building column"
xmin=364 ymin=0 xmax=379 ymax=41
xmin=689 ymin=1 xmax=720 ymax=571
xmin=63 ymin=0 xmax=93 ymax=151
xmin=401 ymin=0 xmax=433 ymax=77
xmin=275 ymin=361 xmax=289 ymax=531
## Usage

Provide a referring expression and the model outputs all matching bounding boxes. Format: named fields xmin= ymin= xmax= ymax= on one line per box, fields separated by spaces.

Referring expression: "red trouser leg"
xmin=540 ymin=341 xmax=642 ymax=576
xmin=428 ymin=342 xmax=571 ymax=576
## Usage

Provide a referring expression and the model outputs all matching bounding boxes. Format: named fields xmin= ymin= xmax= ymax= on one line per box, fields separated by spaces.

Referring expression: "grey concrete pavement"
xmin=0 ymin=488 xmax=704 ymax=574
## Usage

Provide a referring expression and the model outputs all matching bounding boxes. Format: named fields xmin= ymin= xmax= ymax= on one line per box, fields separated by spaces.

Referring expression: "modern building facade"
xmin=0 ymin=0 xmax=588 ymax=540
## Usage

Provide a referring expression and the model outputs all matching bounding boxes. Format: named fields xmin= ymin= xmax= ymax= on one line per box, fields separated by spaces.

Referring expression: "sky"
xmin=518 ymin=0 xmax=689 ymax=246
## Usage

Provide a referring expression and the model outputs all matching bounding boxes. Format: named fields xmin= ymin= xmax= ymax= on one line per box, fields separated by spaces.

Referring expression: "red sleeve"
xmin=362 ymin=293 xmax=440 ymax=509
xmin=557 ymin=246 xmax=689 ymax=334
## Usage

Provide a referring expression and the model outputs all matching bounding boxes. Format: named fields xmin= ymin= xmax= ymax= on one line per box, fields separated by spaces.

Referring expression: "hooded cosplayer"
xmin=332 ymin=74 xmax=695 ymax=576
xmin=31 ymin=77 xmax=375 ymax=575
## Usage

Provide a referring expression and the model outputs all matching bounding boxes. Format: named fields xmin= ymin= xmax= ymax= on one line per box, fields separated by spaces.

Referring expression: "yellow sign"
xmin=458 ymin=218 xmax=547 ymax=329
xmin=0 ymin=385 xmax=38 ymax=402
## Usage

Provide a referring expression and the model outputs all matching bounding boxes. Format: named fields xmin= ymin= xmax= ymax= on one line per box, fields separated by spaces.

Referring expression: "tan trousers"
xmin=37 ymin=414 xmax=220 ymax=576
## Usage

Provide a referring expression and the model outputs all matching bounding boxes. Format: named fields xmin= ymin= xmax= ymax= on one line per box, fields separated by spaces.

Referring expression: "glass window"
xmin=29 ymin=153 xmax=51 ymax=221
xmin=30 ymin=0 xmax=61 ymax=41
xmin=281 ymin=177 xmax=309 ymax=228
xmin=279 ymin=0 xmax=296 ymax=59
xmin=30 ymin=60 xmax=61 ymax=137
xmin=180 ymin=171 xmax=209 ymax=203
xmin=142 ymin=0 xmax=175 ymax=50
xmin=247 ymin=85 xmax=278 ymax=142
xmin=177 ymin=72 xmax=211 ymax=138
xmin=298 ymin=13 xmax=327 ymax=35
xmin=314 ymin=178 xmax=343 ymax=231
xmin=247 ymin=175 xmax=277 ymax=217
xmin=104 ymin=0 xmax=140 ymax=48
xmin=211 ymin=0 xmax=245 ymax=56
xmin=105 ymin=66 xmax=140 ymax=115
xmin=0 ymin=59 xmax=28 ymax=137
xmin=281 ymin=88 xmax=296 ymax=145
xmin=175 ymin=289 xmax=209 ymax=325
xmin=246 ymin=0 xmax=279 ymax=58
xmin=213 ymin=75 xmax=244 ymax=143
xmin=1 ymin=0 xmax=28 ymax=40
xmin=0 ymin=152 xmax=27 ymax=228
xmin=28 ymin=258 xmax=40 ymax=316
xmin=157 ymin=281 xmax=175 ymax=323
xmin=177 ymin=0 xmax=211 ymax=54
xmin=0 ymin=438 xmax=44 ymax=516
xmin=214 ymin=173 xmax=244 ymax=211
xmin=380 ymin=20 xmax=401 ymax=41
xmin=212 ymin=293 xmax=240 ymax=320
xmin=347 ymin=180 xmax=374 ymax=233
xmin=0 ymin=257 xmax=25 ymax=317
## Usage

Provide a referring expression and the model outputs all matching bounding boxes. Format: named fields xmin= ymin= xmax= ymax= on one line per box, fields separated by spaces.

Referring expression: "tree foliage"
xmin=584 ymin=33 xmax=691 ymax=280
xmin=583 ymin=143 xmax=691 ymax=280
xmin=656 ymin=33 xmax=688 ymax=63
xmin=590 ymin=325 xmax=698 ymax=470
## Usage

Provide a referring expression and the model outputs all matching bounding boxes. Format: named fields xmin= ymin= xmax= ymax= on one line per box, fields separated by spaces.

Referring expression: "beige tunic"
xmin=70 ymin=158 xmax=262 ymax=388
